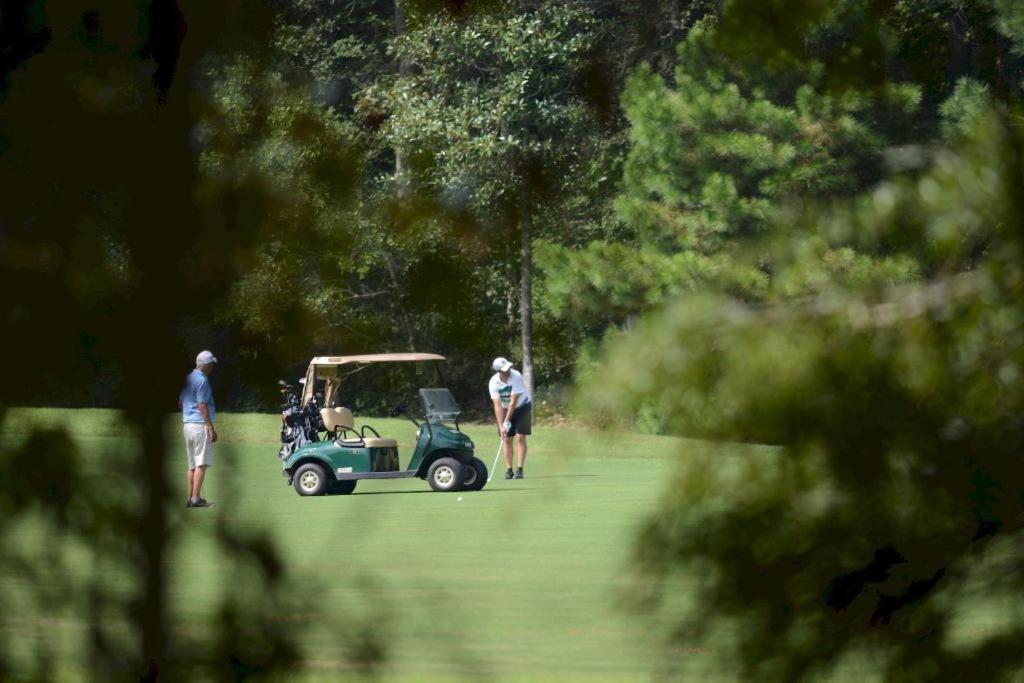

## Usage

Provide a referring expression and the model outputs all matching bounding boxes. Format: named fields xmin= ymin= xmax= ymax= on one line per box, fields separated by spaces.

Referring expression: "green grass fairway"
xmin=0 ymin=409 xmax=695 ymax=680
xmin=5 ymin=410 xmax=1019 ymax=681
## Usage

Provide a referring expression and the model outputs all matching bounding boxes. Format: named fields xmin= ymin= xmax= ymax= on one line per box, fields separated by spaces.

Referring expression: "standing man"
xmin=489 ymin=356 xmax=532 ymax=480
xmin=180 ymin=350 xmax=218 ymax=508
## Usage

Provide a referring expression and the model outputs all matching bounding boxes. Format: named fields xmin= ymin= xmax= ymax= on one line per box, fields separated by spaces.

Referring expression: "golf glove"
xmin=503 ymin=420 xmax=512 ymax=432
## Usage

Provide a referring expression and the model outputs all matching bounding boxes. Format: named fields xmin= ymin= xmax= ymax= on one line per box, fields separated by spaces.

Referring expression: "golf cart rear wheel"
xmin=427 ymin=457 xmax=464 ymax=492
xmin=293 ymin=463 xmax=328 ymax=496
xmin=327 ymin=480 xmax=357 ymax=495
xmin=462 ymin=457 xmax=487 ymax=491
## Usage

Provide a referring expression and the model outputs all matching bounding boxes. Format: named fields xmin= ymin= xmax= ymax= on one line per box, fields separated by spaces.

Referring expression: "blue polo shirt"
xmin=181 ymin=369 xmax=216 ymax=424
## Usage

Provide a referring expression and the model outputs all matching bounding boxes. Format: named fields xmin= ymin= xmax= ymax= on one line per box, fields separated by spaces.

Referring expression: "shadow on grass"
xmin=352 ymin=489 xmax=433 ymax=496
xmin=352 ymin=488 xmax=534 ymax=496
xmin=523 ymin=474 xmax=600 ymax=479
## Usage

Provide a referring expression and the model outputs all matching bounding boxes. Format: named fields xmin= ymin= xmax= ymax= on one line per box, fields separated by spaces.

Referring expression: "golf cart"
xmin=277 ymin=353 xmax=487 ymax=496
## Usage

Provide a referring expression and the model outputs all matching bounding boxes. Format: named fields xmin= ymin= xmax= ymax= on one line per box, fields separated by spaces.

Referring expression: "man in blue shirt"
xmin=179 ymin=350 xmax=218 ymax=507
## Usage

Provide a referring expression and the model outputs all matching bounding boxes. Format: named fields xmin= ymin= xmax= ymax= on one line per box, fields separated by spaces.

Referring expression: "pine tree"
xmin=539 ymin=22 xmax=920 ymax=333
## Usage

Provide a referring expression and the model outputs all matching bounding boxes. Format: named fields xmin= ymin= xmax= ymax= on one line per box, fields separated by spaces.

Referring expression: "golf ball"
xmin=457 ymin=496 xmax=463 ymax=501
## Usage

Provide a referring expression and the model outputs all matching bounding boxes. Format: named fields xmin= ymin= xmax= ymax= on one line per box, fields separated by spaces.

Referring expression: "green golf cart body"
xmin=280 ymin=353 xmax=487 ymax=495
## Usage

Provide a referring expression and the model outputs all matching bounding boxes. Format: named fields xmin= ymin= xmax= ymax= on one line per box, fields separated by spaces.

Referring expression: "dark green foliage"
xmin=382 ymin=1 xmax=601 ymax=208
xmin=886 ymin=0 xmax=1024 ymax=103
xmin=575 ymin=3 xmax=1024 ymax=676
xmin=994 ymin=0 xmax=1024 ymax=55
xmin=274 ymin=0 xmax=394 ymax=110
xmin=939 ymin=77 xmax=995 ymax=140
xmin=584 ymin=99 xmax=1024 ymax=681
xmin=0 ymin=2 xmax=334 ymax=677
xmin=540 ymin=21 xmax=920 ymax=335
xmin=202 ymin=0 xmax=640 ymax=407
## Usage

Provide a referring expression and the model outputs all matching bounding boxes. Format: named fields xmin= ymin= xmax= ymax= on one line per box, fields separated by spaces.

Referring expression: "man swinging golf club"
xmin=489 ymin=356 xmax=532 ymax=479
xmin=179 ymin=350 xmax=218 ymax=508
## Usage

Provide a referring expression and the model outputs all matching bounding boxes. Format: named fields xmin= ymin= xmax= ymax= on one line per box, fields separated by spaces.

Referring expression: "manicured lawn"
xmin=0 ymin=409 xmax=698 ymax=680
xmin=6 ymin=409 xmax=1017 ymax=681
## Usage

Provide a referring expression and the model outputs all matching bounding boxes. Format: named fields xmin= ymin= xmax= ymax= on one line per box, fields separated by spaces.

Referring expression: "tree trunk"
xmin=668 ymin=0 xmax=681 ymax=50
xmin=506 ymin=262 xmax=518 ymax=351
xmin=394 ymin=0 xmax=411 ymax=199
xmin=387 ymin=0 xmax=416 ymax=351
xmin=519 ymin=188 xmax=535 ymax=397
xmin=383 ymin=252 xmax=417 ymax=350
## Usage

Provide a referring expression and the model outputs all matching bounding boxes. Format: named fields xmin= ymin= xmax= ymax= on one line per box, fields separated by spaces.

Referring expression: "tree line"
xmin=196 ymin=0 xmax=1024 ymax=422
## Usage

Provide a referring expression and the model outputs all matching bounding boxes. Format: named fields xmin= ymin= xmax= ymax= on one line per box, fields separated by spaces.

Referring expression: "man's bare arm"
xmin=492 ymin=398 xmax=507 ymax=435
xmin=504 ymin=393 xmax=519 ymax=424
xmin=198 ymin=403 xmax=218 ymax=442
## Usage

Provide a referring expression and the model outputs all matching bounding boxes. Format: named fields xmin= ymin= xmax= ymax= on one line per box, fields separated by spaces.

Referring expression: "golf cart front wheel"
xmin=427 ymin=457 xmax=464 ymax=492
xmin=462 ymin=457 xmax=487 ymax=491
xmin=293 ymin=463 xmax=328 ymax=496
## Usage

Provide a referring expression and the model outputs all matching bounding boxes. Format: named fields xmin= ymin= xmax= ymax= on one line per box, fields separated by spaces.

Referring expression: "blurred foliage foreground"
xmin=584 ymin=102 xmax=1024 ymax=679
xmin=0 ymin=1 xmax=355 ymax=679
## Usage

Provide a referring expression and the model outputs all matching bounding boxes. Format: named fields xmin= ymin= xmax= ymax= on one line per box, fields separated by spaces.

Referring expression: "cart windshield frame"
xmin=419 ymin=388 xmax=462 ymax=426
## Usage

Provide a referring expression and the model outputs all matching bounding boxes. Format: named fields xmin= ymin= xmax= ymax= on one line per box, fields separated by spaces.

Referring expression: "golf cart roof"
xmin=300 ymin=352 xmax=446 ymax=407
xmin=309 ymin=353 xmax=446 ymax=366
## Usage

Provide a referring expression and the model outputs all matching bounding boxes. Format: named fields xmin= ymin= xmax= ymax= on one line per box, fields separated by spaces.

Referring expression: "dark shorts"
xmin=504 ymin=401 xmax=532 ymax=437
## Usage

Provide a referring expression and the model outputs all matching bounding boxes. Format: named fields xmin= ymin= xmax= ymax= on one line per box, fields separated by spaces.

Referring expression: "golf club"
xmin=487 ymin=438 xmax=503 ymax=482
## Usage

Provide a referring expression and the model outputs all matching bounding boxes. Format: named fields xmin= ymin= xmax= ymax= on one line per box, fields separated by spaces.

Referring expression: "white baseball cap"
xmin=492 ymin=357 xmax=513 ymax=372
xmin=196 ymin=350 xmax=218 ymax=365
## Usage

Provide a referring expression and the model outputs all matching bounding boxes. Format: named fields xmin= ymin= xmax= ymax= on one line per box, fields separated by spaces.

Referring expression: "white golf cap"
xmin=492 ymin=357 xmax=513 ymax=372
xmin=196 ymin=350 xmax=218 ymax=365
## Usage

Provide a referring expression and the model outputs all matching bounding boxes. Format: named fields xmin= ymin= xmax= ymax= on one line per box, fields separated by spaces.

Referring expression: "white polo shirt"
xmin=488 ymin=369 xmax=531 ymax=410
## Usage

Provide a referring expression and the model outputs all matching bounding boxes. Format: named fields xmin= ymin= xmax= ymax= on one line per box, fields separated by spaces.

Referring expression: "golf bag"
xmin=277 ymin=382 xmax=323 ymax=459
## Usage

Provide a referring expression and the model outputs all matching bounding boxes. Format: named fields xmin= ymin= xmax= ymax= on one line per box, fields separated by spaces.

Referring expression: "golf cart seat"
xmin=320 ymin=407 xmax=397 ymax=448
xmin=362 ymin=437 xmax=398 ymax=448
xmin=321 ymin=407 xmax=356 ymax=435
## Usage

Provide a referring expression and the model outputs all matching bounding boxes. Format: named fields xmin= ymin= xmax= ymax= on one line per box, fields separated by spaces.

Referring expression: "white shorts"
xmin=183 ymin=423 xmax=214 ymax=469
